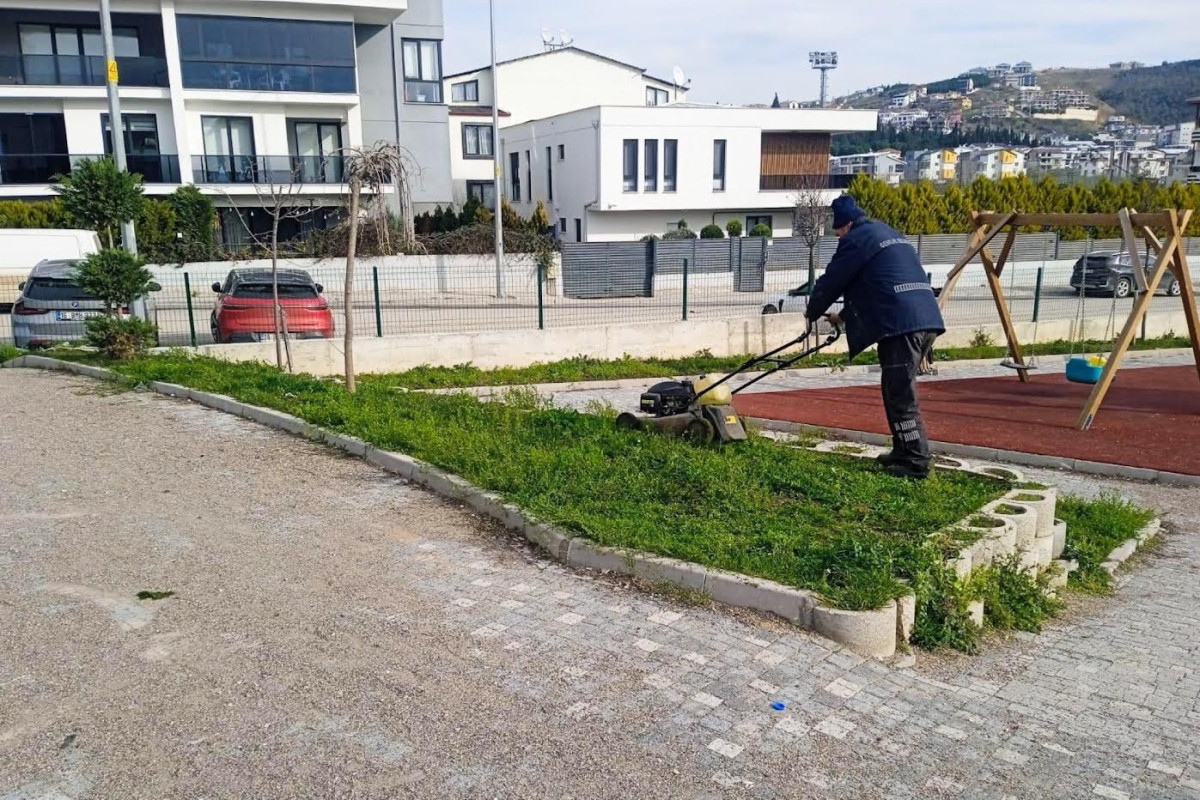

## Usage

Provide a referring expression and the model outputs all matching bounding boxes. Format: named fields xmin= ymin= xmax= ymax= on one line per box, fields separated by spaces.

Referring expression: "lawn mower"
xmin=615 ymin=320 xmax=843 ymax=445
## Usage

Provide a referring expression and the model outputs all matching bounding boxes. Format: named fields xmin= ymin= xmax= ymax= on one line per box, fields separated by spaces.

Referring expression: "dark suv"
xmin=1070 ymin=250 xmax=1181 ymax=298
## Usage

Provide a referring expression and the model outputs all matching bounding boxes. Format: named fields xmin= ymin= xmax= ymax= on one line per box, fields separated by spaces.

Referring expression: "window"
xmin=525 ymin=151 xmax=531 ymax=203
xmin=466 ymin=180 xmax=496 ymax=209
xmin=199 ymin=116 xmax=255 ymax=182
xmin=713 ymin=139 xmax=727 ymax=191
xmin=290 ymin=120 xmax=344 ymax=182
xmin=176 ymin=16 xmax=355 ymax=93
xmin=509 ymin=152 xmax=521 ymax=201
xmin=575 ymin=219 xmax=582 ymax=243
xmin=18 ymin=23 xmax=140 ymax=86
xmin=646 ymin=87 xmax=669 ymax=106
xmin=746 ymin=215 xmax=773 ymax=233
xmin=462 ymin=124 xmax=493 ymax=158
xmin=558 ymin=144 xmax=565 ymax=160
xmin=644 ymin=140 xmax=658 ymax=192
xmin=622 ymin=139 xmax=638 ymax=192
xmin=663 ymin=139 xmax=678 ymax=192
xmin=559 ymin=218 xmax=567 ymax=234
xmin=401 ymin=38 xmax=442 ymax=103
xmin=451 ymin=80 xmax=479 ymax=102
xmin=101 ymin=114 xmax=160 ymax=156
xmin=546 ymin=146 xmax=553 ymax=202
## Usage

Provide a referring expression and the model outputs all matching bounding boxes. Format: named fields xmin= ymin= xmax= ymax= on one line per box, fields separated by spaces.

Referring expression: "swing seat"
xmin=1000 ymin=359 xmax=1038 ymax=371
xmin=1065 ymin=356 xmax=1104 ymax=385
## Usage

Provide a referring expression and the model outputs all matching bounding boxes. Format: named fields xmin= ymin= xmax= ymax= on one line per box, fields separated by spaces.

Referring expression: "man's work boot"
xmin=875 ymin=451 xmax=902 ymax=467
xmin=885 ymin=462 xmax=929 ymax=480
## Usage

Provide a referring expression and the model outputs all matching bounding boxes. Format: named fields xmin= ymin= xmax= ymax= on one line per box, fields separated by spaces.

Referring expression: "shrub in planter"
xmin=699 ymin=224 xmax=724 ymax=239
xmin=84 ymin=315 xmax=158 ymax=360
xmin=726 ymin=219 xmax=743 ymax=237
xmin=749 ymin=223 xmax=772 ymax=238
xmin=663 ymin=220 xmax=697 ymax=240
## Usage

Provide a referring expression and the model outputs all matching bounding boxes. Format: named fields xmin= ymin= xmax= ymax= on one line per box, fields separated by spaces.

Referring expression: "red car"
xmin=210 ymin=268 xmax=333 ymax=344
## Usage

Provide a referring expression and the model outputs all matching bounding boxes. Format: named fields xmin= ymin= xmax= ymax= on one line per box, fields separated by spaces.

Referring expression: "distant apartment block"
xmin=960 ymin=148 xmax=1025 ymax=181
xmin=879 ymin=108 xmax=929 ymax=129
xmin=905 ymin=149 xmax=958 ymax=182
xmin=831 ymin=150 xmax=905 ymax=185
xmin=1187 ymin=97 xmax=1200 ymax=185
xmin=1109 ymin=61 xmax=1145 ymax=70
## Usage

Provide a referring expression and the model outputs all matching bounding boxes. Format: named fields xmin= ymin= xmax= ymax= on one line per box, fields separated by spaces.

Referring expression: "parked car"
xmin=0 ymin=229 xmax=101 ymax=312
xmin=11 ymin=260 xmax=108 ymax=348
xmin=210 ymin=269 xmax=334 ymax=344
xmin=1070 ymin=251 xmax=1181 ymax=298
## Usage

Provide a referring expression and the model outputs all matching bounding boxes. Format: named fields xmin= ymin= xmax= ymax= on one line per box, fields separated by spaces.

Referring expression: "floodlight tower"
xmin=809 ymin=51 xmax=838 ymax=107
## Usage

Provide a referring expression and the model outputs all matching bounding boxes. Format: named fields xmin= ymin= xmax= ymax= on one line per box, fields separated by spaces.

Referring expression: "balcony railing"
xmin=192 ymin=155 xmax=346 ymax=185
xmin=0 ymin=154 xmax=180 ymax=185
xmin=760 ymin=174 xmax=855 ymax=191
xmin=0 ymin=54 xmax=169 ymax=88
xmin=180 ymin=61 xmax=355 ymax=93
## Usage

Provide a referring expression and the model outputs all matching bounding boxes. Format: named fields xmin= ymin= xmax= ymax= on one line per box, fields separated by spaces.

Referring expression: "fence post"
xmin=371 ymin=265 xmax=383 ymax=337
xmin=182 ymin=271 xmax=197 ymax=347
xmin=682 ymin=257 xmax=689 ymax=322
xmin=1032 ymin=266 xmax=1044 ymax=323
xmin=537 ymin=257 xmax=545 ymax=331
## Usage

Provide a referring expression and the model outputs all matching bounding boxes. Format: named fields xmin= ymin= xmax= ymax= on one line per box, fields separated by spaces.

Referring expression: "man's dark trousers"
xmin=878 ymin=331 xmax=938 ymax=473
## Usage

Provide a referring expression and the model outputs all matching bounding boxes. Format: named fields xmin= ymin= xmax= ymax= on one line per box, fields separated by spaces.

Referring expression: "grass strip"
xmin=360 ymin=334 xmax=1191 ymax=391
xmin=1058 ymin=494 xmax=1154 ymax=592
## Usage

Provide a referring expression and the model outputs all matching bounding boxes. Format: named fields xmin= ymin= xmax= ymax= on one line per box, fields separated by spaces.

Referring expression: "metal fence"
xmin=2 ymin=233 xmax=1199 ymax=349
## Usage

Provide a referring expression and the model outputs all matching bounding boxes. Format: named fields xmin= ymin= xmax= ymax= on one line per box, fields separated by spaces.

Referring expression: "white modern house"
xmin=0 ymin=0 xmax=452 ymax=246
xmin=441 ymin=46 xmax=689 ymax=208
xmin=499 ymin=105 xmax=876 ymax=242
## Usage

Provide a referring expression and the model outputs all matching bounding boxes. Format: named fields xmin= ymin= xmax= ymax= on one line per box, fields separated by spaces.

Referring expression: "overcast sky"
xmin=443 ymin=0 xmax=1197 ymax=104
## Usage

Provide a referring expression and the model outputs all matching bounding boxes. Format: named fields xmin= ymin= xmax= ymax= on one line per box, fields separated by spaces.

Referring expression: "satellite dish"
xmin=672 ymin=66 xmax=686 ymax=87
xmin=558 ymin=29 xmax=573 ymax=47
xmin=541 ymin=28 xmax=553 ymax=44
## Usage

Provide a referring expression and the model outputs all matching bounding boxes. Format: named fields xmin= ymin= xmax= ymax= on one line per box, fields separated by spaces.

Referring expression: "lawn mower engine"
xmin=639 ymin=380 xmax=697 ymax=417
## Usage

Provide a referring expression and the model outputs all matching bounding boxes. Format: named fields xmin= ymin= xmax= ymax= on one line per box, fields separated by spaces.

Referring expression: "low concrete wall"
xmin=172 ymin=308 xmax=1192 ymax=377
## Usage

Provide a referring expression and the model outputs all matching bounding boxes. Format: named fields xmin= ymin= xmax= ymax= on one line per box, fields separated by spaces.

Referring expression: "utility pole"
xmin=100 ymin=0 xmax=144 ymax=318
xmin=489 ymin=0 xmax=505 ymax=298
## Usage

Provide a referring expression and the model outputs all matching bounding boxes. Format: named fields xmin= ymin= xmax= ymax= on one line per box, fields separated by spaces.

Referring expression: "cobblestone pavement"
xmin=545 ymin=350 xmax=1199 ymax=415
xmin=2 ymin=368 xmax=1199 ymax=799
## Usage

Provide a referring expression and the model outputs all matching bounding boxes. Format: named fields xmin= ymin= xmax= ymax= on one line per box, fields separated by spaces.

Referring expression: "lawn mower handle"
xmin=691 ymin=320 xmax=843 ymax=404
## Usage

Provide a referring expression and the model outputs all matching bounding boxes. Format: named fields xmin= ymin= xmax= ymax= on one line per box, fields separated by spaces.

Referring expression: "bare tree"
xmin=218 ymin=157 xmax=313 ymax=371
xmin=792 ymin=176 xmax=831 ymax=295
xmin=341 ymin=142 xmax=416 ymax=393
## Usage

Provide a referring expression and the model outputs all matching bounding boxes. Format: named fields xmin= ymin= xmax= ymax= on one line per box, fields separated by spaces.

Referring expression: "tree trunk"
xmin=808 ymin=245 xmax=816 ymax=292
xmin=271 ymin=213 xmax=283 ymax=370
xmin=344 ymin=178 xmax=360 ymax=393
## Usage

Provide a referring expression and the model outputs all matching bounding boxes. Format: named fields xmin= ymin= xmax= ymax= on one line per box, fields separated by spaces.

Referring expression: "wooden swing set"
xmin=936 ymin=208 xmax=1200 ymax=431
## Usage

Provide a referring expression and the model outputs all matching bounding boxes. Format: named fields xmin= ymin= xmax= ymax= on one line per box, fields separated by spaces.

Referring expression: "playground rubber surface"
xmin=734 ymin=365 xmax=1200 ymax=476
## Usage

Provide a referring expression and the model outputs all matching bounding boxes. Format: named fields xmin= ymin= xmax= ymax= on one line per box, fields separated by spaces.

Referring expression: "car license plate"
xmin=55 ymin=311 xmax=98 ymax=322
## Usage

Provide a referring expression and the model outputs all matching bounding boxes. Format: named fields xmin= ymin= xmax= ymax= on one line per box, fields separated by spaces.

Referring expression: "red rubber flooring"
xmin=734 ymin=365 xmax=1200 ymax=476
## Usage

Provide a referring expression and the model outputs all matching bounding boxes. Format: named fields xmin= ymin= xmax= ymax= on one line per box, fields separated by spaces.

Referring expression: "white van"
xmin=0 ymin=229 xmax=101 ymax=311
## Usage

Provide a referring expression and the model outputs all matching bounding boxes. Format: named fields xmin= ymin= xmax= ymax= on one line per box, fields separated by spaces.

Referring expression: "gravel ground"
xmin=3 ymin=367 xmax=1200 ymax=799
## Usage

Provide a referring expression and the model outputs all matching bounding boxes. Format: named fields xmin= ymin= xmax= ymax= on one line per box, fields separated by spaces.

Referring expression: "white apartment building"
xmin=830 ymin=150 xmax=905 ymax=185
xmin=878 ymin=108 xmax=928 ymax=129
xmin=905 ymin=149 xmax=958 ymax=182
xmin=1158 ymin=122 xmax=1196 ymax=148
xmin=0 ymin=0 xmax=453 ymax=246
xmin=959 ymin=148 xmax=1026 ymax=181
xmin=441 ymin=46 xmax=688 ymax=208
xmin=498 ymin=105 xmax=876 ymax=243
xmin=1190 ymin=97 xmax=1200 ymax=185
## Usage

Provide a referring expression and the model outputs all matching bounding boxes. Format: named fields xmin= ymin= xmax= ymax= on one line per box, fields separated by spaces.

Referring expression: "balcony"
xmin=181 ymin=61 xmax=355 ymax=94
xmin=0 ymin=154 xmax=180 ymax=185
xmin=759 ymin=174 xmax=855 ymax=191
xmin=192 ymin=155 xmax=346 ymax=185
xmin=0 ymin=54 xmax=169 ymax=88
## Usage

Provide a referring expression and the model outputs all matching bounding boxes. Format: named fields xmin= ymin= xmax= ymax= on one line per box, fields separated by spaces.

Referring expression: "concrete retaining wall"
xmin=163 ymin=309 xmax=1193 ymax=377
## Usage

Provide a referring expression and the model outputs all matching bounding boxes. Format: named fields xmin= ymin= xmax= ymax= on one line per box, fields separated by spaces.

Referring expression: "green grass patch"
xmin=967 ymin=515 xmax=1005 ymax=528
xmin=1012 ymin=493 xmax=1045 ymax=502
xmin=1058 ymin=494 xmax=1154 ymax=593
xmin=969 ymin=556 xmax=1064 ymax=634
xmin=993 ymin=504 xmax=1028 ymax=515
xmin=0 ymin=344 xmax=23 ymax=363
xmin=1015 ymin=481 xmax=1048 ymax=490
xmin=51 ymin=352 xmax=1155 ymax=652
xmin=351 ymin=334 xmax=1191 ymax=390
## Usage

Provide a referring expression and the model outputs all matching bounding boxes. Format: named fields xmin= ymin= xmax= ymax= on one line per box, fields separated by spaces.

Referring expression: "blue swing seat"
xmin=1065 ymin=356 xmax=1104 ymax=384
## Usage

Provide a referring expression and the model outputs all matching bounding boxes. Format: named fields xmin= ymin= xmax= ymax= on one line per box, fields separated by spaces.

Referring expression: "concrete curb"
xmin=748 ymin=418 xmax=1200 ymax=488
xmin=4 ymin=355 xmax=905 ymax=659
xmin=1101 ymin=519 xmax=1162 ymax=576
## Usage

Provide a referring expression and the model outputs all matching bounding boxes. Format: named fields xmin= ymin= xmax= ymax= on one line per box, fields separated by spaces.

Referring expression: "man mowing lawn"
xmin=804 ymin=196 xmax=946 ymax=479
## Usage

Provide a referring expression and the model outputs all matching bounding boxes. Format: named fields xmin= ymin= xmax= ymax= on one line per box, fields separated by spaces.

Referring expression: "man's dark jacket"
xmin=805 ymin=218 xmax=945 ymax=357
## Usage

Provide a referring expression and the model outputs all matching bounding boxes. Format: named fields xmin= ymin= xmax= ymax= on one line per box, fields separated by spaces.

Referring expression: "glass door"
xmin=202 ymin=116 xmax=255 ymax=182
xmin=291 ymin=121 xmax=342 ymax=182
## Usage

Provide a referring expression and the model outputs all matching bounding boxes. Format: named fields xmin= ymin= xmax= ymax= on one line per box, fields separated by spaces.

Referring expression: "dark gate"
xmin=560 ymin=242 xmax=654 ymax=299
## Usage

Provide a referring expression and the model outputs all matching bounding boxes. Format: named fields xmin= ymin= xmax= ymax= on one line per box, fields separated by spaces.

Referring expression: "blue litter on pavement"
xmin=771 ymin=701 xmax=786 ymax=711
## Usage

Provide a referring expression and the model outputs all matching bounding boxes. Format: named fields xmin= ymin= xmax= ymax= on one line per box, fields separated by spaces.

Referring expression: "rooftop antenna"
xmin=672 ymin=65 xmax=687 ymax=102
xmin=541 ymin=28 xmax=554 ymax=51
xmin=558 ymin=29 xmax=573 ymax=48
xmin=808 ymin=51 xmax=838 ymax=108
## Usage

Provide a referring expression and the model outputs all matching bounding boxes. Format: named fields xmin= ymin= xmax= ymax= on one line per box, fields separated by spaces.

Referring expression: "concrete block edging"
xmin=5 ymin=354 xmax=900 ymax=658
xmin=1101 ymin=519 xmax=1162 ymax=576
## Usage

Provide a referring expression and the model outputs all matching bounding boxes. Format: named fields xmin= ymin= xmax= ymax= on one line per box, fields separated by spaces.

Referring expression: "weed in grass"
xmin=968 ymin=556 xmax=1063 ymax=634
xmin=911 ymin=556 xmax=980 ymax=653
xmin=1059 ymin=493 xmax=1153 ymax=594
xmin=1015 ymin=482 xmax=1048 ymax=490
xmin=583 ymin=399 xmax=619 ymax=419
xmin=650 ymin=582 xmax=714 ymax=608
xmin=969 ymin=328 xmax=997 ymax=349
xmin=0 ymin=344 xmax=23 ymax=363
xmin=1012 ymin=493 xmax=1045 ymax=502
xmin=993 ymin=504 xmax=1027 ymax=515
xmin=967 ymin=515 xmax=1005 ymax=528
xmin=137 ymin=590 xmax=175 ymax=600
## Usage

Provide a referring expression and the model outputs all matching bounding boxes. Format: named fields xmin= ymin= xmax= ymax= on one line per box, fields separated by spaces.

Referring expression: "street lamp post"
xmin=489 ymin=0 xmax=505 ymax=298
